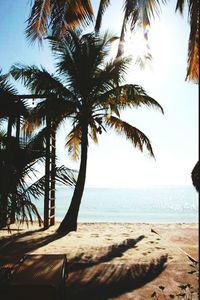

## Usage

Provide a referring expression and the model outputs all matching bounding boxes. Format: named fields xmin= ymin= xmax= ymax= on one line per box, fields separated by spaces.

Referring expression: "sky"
xmin=0 ymin=0 xmax=198 ymax=188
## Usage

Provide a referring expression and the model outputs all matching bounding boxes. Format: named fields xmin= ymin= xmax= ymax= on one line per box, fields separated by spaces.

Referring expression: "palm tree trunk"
xmin=7 ymin=117 xmax=13 ymax=141
xmin=57 ymin=123 xmax=88 ymax=235
xmin=116 ymin=13 xmax=127 ymax=58
xmin=16 ymin=116 xmax=21 ymax=143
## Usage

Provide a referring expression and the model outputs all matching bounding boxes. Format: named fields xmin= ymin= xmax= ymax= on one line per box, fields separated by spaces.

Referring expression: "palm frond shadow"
xmin=67 ymin=237 xmax=168 ymax=300
xmin=0 ymin=230 xmax=168 ymax=299
xmin=0 ymin=229 xmax=64 ymax=260
xmin=70 ymin=236 xmax=145 ymax=271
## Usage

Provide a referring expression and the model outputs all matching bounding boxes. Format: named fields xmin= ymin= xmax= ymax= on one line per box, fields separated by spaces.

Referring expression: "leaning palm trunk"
xmin=117 ymin=14 xmax=127 ymax=59
xmin=57 ymin=123 xmax=88 ymax=234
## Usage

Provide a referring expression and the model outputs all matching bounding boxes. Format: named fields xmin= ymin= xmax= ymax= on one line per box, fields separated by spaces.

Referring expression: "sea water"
xmin=33 ymin=185 xmax=198 ymax=223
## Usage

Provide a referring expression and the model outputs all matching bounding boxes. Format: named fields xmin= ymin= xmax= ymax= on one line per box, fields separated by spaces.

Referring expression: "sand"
xmin=0 ymin=222 xmax=198 ymax=299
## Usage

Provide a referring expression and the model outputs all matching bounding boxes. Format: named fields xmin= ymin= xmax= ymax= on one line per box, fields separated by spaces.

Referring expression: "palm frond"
xmin=186 ymin=0 xmax=199 ymax=82
xmin=55 ymin=165 xmax=77 ymax=185
xmin=128 ymin=0 xmax=167 ymax=30
xmin=66 ymin=125 xmax=81 ymax=160
xmin=23 ymin=165 xmax=77 ymax=200
xmin=175 ymin=0 xmax=185 ymax=13
xmin=23 ymin=106 xmax=46 ymax=135
xmin=26 ymin=0 xmax=51 ymax=42
xmin=0 ymin=72 xmax=29 ymax=119
xmin=89 ymin=124 xmax=99 ymax=143
xmin=176 ymin=0 xmax=199 ymax=83
xmin=117 ymin=0 xmax=166 ymax=58
xmin=0 ymin=71 xmax=17 ymax=95
xmin=105 ymin=114 xmax=155 ymax=157
xmin=107 ymin=84 xmax=164 ymax=113
xmin=11 ymin=193 xmax=43 ymax=226
xmin=91 ymin=56 xmax=132 ymax=98
xmin=26 ymin=0 xmax=94 ymax=43
xmin=10 ymin=64 xmax=74 ymax=96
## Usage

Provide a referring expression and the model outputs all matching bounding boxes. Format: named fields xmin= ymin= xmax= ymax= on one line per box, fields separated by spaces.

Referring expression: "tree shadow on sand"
xmin=70 ymin=236 xmax=145 ymax=271
xmin=0 ymin=227 xmax=65 ymax=263
xmin=0 ymin=229 xmax=168 ymax=299
xmin=66 ymin=237 xmax=168 ymax=300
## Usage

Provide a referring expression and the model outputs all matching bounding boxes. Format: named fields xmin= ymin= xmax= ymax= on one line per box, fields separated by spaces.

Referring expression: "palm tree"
xmin=11 ymin=31 xmax=163 ymax=235
xmin=26 ymin=1 xmax=199 ymax=82
xmin=0 ymin=72 xmax=77 ymax=227
xmin=0 ymin=72 xmax=30 ymax=226
xmin=0 ymin=133 xmax=44 ymax=227
xmin=95 ymin=0 xmax=199 ymax=81
xmin=0 ymin=129 xmax=76 ymax=228
xmin=95 ymin=0 xmax=166 ymax=59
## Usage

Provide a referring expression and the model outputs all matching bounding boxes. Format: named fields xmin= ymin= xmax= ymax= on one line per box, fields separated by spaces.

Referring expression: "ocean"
xmin=33 ymin=185 xmax=198 ymax=223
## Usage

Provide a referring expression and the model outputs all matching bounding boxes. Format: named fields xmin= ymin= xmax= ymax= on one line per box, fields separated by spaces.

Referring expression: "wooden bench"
xmin=0 ymin=254 xmax=67 ymax=300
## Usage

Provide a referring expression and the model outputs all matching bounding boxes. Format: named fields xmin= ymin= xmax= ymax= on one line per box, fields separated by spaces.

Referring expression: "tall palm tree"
xmin=11 ymin=31 xmax=163 ymax=235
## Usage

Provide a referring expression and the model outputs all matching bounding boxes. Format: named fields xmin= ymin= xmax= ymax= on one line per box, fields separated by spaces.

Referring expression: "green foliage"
xmin=0 ymin=133 xmax=77 ymax=227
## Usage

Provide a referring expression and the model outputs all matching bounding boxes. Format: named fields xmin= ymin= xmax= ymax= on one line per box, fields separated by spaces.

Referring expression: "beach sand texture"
xmin=0 ymin=222 xmax=198 ymax=299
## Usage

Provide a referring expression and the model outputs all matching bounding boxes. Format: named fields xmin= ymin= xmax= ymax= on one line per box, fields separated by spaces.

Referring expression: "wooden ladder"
xmin=44 ymin=120 xmax=56 ymax=229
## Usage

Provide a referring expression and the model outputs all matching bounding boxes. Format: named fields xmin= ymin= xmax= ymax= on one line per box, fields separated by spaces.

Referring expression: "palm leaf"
xmin=117 ymin=0 xmax=167 ymax=58
xmin=12 ymin=193 xmax=43 ymax=226
xmin=185 ymin=0 xmax=199 ymax=82
xmin=26 ymin=0 xmax=94 ymax=43
xmin=105 ymin=114 xmax=155 ymax=157
xmin=66 ymin=125 xmax=81 ymax=160
xmin=113 ymin=84 xmax=164 ymax=113
xmin=176 ymin=0 xmax=199 ymax=82
xmin=24 ymin=165 xmax=77 ymax=199
xmin=10 ymin=64 xmax=75 ymax=97
xmin=91 ymin=56 xmax=132 ymax=98
xmin=89 ymin=123 xmax=99 ymax=143
xmin=0 ymin=72 xmax=29 ymax=119
xmin=125 ymin=0 xmax=167 ymax=30
xmin=175 ymin=0 xmax=185 ymax=13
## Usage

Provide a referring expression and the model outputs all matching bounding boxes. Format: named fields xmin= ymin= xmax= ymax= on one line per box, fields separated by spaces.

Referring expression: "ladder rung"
xmin=49 ymin=206 xmax=55 ymax=210
xmin=49 ymin=215 xmax=55 ymax=219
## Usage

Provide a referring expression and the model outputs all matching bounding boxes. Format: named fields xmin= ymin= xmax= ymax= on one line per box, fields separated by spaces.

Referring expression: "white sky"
xmin=0 ymin=1 xmax=198 ymax=188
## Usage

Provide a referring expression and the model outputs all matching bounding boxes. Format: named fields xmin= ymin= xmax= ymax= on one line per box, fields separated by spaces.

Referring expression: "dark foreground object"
xmin=0 ymin=254 xmax=67 ymax=300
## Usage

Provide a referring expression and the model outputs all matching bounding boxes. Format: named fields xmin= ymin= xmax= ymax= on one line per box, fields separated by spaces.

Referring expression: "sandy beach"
xmin=0 ymin=222 xmax=198 ymax=299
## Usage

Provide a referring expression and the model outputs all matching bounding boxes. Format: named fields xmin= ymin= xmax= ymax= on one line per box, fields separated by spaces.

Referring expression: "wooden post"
xmin=50 ymin=124 xmax=56 ymax=226
xmin=44 ymin=112 xmax=51 ymax=229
